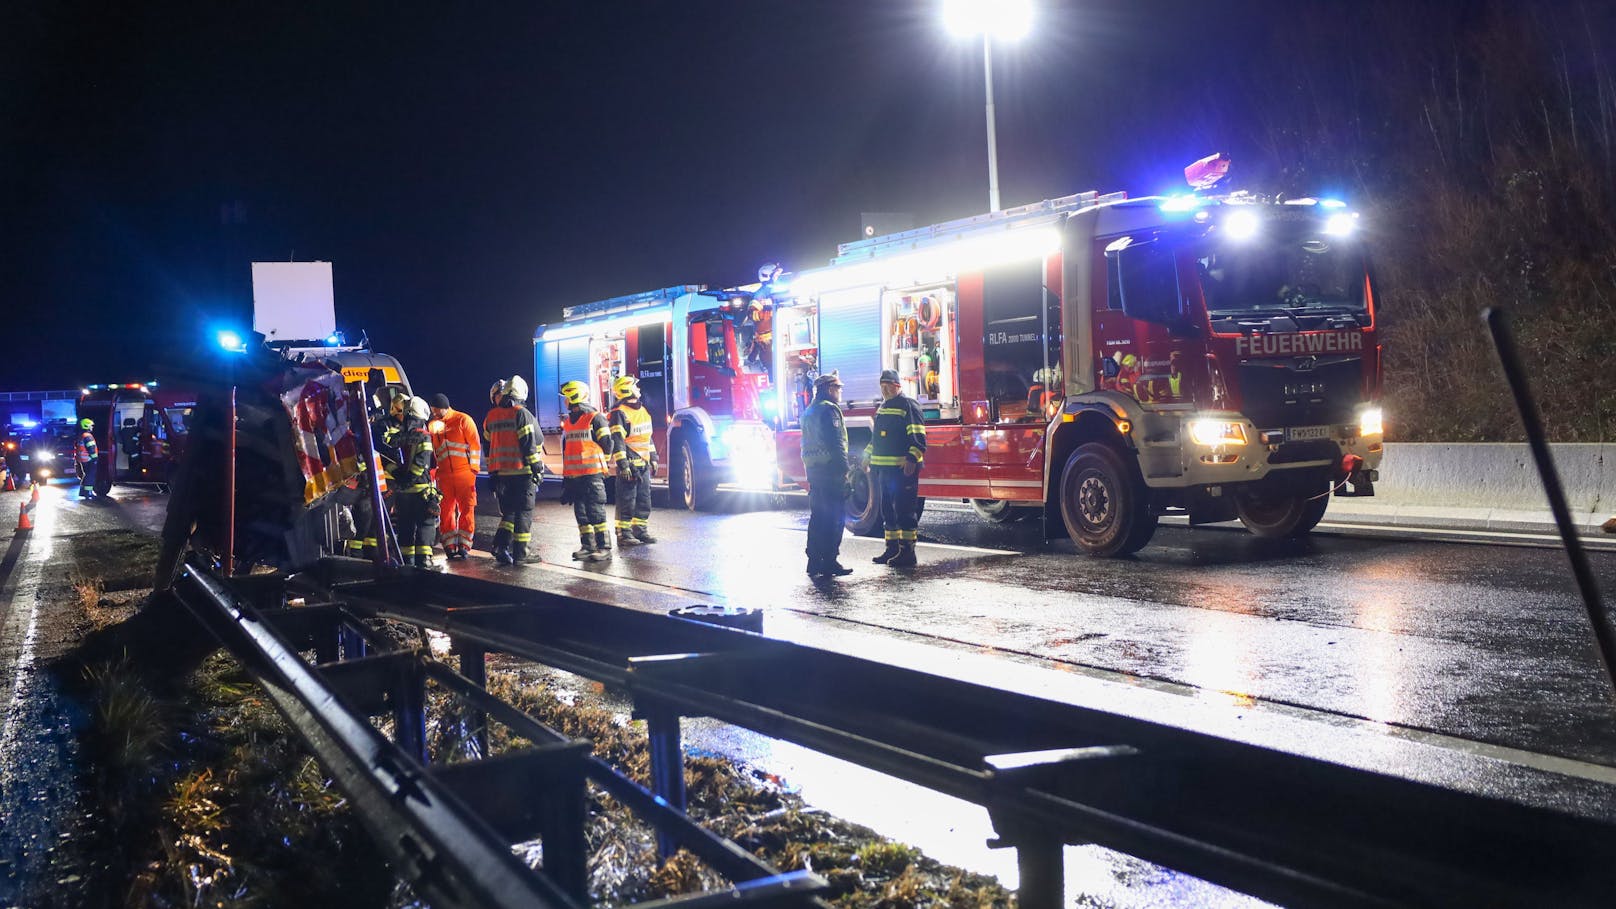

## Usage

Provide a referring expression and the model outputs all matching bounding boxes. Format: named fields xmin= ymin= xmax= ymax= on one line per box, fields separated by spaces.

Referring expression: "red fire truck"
xmin=77 ymin=382 xmax=195 ymax=493
xmin=535 ymin=162 xmax=1385 ymax=555
xmin=533 ymin=285 xmax=781 ymax=509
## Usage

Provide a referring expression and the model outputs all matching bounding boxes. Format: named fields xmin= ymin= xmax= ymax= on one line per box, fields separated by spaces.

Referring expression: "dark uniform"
xmin=562 ymin=402 xmax=617 ymax=561
xmin=76 ymin=424 xmax=99 ymax=499
xmin=868 ymin=382 xmax=926 ymax=567
xmin=484 ymin=401 xmax=543 ymax=564
xmin=389 ymin=419 xmax=440 ymax=569
xmin=609 ymin=399 xmax=658 ymax=545
xmin=800 ymin=379 xmax=850 ymax=575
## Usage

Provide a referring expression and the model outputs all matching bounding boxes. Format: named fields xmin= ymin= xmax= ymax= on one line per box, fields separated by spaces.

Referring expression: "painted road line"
xmin=0 ymin=488 xmax=55 ymax=795
xmin=1159 ymin=514 xmax=1616 ymax=551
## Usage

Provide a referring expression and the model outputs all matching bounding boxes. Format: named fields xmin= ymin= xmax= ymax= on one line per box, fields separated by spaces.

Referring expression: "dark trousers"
xmin=394 ymin=491 xmax=440 ymax=564
xmin=614 ymin=469 xmax=652 ymax=532
xmin=806 ymin=467 xmax=846 ymax=565
xmin=876 ymin=466 xmax=920 ymax=543
xmin=345 ymin=482 xmax=380 ymax=557
xmin=492 ymin=474 xmax=536 ymax=556
xmin=567 ymin=474 xmax=609 ymax=544
xmin=78 ymin=459 xmax=97 ymax=496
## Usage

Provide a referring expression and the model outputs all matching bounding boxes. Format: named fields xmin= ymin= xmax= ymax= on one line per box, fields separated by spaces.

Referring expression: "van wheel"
xmin=846 ymin=464 xmax=881 ymax=537
xmin=1236 ymin=485 xmax=1330 ymax=538
xmin=1059 ymin=443 xmax=1156 ymax=556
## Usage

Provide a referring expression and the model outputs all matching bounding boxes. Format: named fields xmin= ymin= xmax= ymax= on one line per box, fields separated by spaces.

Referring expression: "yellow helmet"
xmin=611 ymin=375 xmax=640 ymax=400
xmin=559 ymin=380 xmax=590 ymax=406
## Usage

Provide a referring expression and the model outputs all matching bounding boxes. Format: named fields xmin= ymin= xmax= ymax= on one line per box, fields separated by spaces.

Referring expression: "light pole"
xmin=944 ymin=0 xmax=1032 ymax=213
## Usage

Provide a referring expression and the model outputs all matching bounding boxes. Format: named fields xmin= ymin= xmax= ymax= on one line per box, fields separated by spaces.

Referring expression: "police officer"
xmin=866 ymin=369 xmax=926 ymax=568
xmin=76 ymin=417 xmax=99 ymax=499
xmin=389 ymin=396 xmax=441 ymax=570
xmin=800 ymin=371 xmax=852 ymax=577
xmin=559 ymin=380 xmax=616 ymax=562
xmin=483 ymin=376 xmax=544 ymax=565
xmin=608 ymin=375 xmax=658 ymax=546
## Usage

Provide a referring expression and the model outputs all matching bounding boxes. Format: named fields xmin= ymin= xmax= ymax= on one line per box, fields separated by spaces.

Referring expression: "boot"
xmin=632 ymin=526 xmax=658 ymax=544
xmin=493 ymin=546 xmax=515 ymax=566
xmin=572 ymin=538 xmax=594 ymax=560
xmin=588 ymin=532 xmax=612 ymax=562
xmin=872 ymin=540 xmax=901 ymax=564
xmin=617 ymin=530 xmax=642 ymax=547
xmin=806 ymin=559 xmax=825 ymax=577
xmin=512 ymin=543 xmax=530 ymax=564
xmin=887 ymin=543 xmax=917 ymax=568
xmin=825 ymin=561 xmax=854 ymax=577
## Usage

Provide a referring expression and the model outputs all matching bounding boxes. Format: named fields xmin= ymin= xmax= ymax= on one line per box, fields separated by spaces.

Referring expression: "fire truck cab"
xmin=77 ymin=382 xmax=195 ymax=493
xmin=534 ymin=286 xmax=778 ymax=510
xmin=771 ymin=165 xmax=1384 ymax=555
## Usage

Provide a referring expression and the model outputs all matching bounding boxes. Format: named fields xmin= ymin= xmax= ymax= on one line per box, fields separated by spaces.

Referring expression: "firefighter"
xmin=865 ymin=369 xmax=926 ymax=568
xmin=483 ymin=376 xmax=544 ymax=565
xmin=559 ymin=380 xmax=616 ymax=562
xmin=76 ymin=417 xmax=99 ymax=499
xmin=608 ymin=375 xmax=658 ymax=546
xmin=388 ymin=396 xmax=441 ymax=570
xmin=800 ymin=371 xmax=853 ymax=577
xmin=428 ymin=393 xmax=480 ymax=560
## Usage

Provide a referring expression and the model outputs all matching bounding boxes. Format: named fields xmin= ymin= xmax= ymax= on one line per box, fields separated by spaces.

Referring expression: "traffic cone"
xmin=30 ymin=483 xmax=40 ymax=504
xmin=16 ymin=501 xmax=33 ymax=532
xmin=2 ymin=471 xmax=14 ymax=491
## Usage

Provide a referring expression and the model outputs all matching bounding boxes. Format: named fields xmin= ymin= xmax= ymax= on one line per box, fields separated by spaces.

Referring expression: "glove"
xmin=559 ymin=485 xmax=573 ymax=506
xmin=617 ymin=463 xmax=634 ymax=480
xmin=648 ymin=459 xmax=658 ymax=479
xmin=860 ymin=448 xmax=871 ymax=468
xmin=902 ymin=457 xmax=918 ymax=477
xmin=530 ymin=467 xmax=543 ymax=485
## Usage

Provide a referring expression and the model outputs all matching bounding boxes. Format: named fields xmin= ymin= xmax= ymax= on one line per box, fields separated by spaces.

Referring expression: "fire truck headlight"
xmin=1324 ymin=212 xmax=1358 ymax=237
xmin=1223 ymin=209 xmax=1260 ymax=240
xmin=1358 ymin=407 xmax=1384 ymax=437
xmin=1188 ymin=419 xmax=1247 ymax=447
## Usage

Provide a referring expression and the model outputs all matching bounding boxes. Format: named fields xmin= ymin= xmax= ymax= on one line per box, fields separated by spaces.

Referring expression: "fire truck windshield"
xmin=1195 ymin=222 xmax=1367 ymax=328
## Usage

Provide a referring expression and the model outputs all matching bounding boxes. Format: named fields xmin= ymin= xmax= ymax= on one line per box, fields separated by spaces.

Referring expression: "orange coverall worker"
xmin=429 ymin=401 xmax=481 ymax=559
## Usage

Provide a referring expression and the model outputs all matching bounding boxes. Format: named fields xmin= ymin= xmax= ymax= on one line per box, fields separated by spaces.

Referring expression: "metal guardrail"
xmin=296 ymin=558 xmax=1616 ymax=909
xmin=170 ymin=556 xmax=826 ymax=909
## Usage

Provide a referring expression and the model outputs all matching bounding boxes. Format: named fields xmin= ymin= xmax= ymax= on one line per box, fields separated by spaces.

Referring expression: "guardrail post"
xmin=395 ymin=661 xmax=428 ymax=763
xmin=339 ymin=622 xmax=367 ymax=661
xmin=644 ymin=705 xmax=686 ymax=860
xmin=540 ymin=754 xmax=590 ymax=904
xmin=1014 ymin=838 xmax=1062 ymax=909
xmin=458 ymin=642 xmax=488 ymax=756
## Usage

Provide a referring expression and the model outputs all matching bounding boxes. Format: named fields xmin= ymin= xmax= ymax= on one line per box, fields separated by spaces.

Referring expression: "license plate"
xmin=1287 ymin=425 xmax=1331 ymax=441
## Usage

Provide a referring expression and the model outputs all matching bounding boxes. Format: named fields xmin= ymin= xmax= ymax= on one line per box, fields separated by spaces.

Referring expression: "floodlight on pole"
xmin=943 ymin=0 xmax=1032 ymax=212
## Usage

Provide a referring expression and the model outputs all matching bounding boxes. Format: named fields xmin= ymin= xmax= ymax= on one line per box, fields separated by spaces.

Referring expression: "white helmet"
xmin=494 ymin=375 xmax=529 ymax=404
xmin=407 ymin=396 xmax=430 ymax=421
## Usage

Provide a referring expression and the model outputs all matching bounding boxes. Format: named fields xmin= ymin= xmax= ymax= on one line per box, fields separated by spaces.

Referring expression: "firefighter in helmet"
xmin=800 ymin=371 xmax=852 ymax=577
xmin=865 ymin=369 xmax=926 ymax=568
xmin=558 ymin=380 xmax=617 ymax=562
xmin=483 ymin=376 xmax=543 ymax=565
xmin=608 ymin=375 xmax=658 ymax=546
xmin=388 ymin=396 xmax=441 ymax=570
xmin=76 ymin=417 xmax=100 ymax=499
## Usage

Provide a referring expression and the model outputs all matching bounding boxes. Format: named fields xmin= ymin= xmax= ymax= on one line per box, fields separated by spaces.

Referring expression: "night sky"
xmin=2 ymin=0 xmax=1389 ymax=412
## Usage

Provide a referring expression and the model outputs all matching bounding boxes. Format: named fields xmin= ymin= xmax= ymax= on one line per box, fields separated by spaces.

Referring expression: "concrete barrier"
xmin=1327 ymin=442 xmax=1616 ymax=534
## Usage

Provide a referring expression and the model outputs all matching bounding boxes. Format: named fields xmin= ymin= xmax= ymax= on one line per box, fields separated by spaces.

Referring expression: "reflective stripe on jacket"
xmin=799 ymin=398 xmax=847 ymax=469
xmin=431 ymin=409 xmax=482 ymax=474
xmin=390 ymin=426 xmax=436 ymax=492
xmin=483 ymin=405 xmax=542 ymax=475
xmin=868 ymin=393 xmax=926 ymax=467
xmin=561 ymin=407 xmax=613 ymax=476
xmin=609 ymin=402 xmax=656 ymax=466
xmin=77 ymin=431 xmax=98 ymax=464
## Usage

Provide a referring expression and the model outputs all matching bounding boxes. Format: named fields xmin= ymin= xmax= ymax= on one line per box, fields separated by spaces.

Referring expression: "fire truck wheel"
xmin=1059 ymin=443 xmax=1155 ymax=557
xmin=1235 ymin=485 xmax=1329 ymax=538
xmin=668 ymin=434 xmax=718 ymax=512
xmin=970 ymin=499 xmax=1018 ymax=524
xmin=845 ymin=464 xmax=882 ymax=537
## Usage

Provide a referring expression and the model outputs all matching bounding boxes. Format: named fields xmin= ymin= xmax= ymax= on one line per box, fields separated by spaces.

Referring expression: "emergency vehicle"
xmin=768 ymin=155 xmax=1383 ymax=555
xmin=77 ymin=382 xmax=195 ymax=493
xmin=533 ymin=285 xmax=779 ymax=510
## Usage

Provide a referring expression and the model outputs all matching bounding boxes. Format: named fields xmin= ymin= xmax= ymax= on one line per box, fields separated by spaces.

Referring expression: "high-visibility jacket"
xmin=388 ymin=424 xmax=436 ymax=494
xmin=483 ymin=405 xmax=542 ymax=476
xmin=77 ymin=431 xmax=98 ymax=464
xmin=799 ymin=397 xmax=847 ymax=470
xmin=868 ymin=393 xmax=927 ymax=467
xmin=561 ymin=406 xmax=613 ymax=477
xmin=430 ymin=409 xmax=481 ymax=475
xmin=608 ymin=401 xmax=656 ymax=468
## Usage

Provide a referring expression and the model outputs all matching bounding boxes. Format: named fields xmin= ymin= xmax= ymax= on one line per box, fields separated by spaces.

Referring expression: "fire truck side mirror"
xmin=1110 ymin=239 xmax=1190 ymax=332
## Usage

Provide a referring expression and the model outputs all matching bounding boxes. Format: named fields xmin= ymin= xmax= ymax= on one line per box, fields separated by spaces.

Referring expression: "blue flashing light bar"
xmin=217 ymin=330 xmax=245 ymax=352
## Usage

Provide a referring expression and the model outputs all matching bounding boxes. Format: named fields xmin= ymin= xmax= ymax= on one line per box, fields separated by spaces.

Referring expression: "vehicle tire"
xmin=970 ymin=498 xmax=1018 ymax=524
xmin=846 ymin=463 xmax=882 ymax=537
xmin=94 ymin=464 xmax=113 ymax=497
xmin=1058 ymin=443 xmax=1156 ymax=557
xmin=667 ymin=435 xmax=696 ymax=511
xmin=1236 ymin=485 xmax=1330 ymax=538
